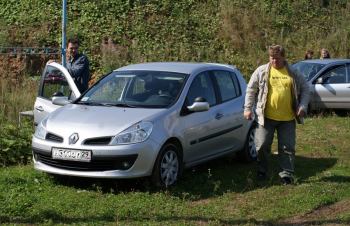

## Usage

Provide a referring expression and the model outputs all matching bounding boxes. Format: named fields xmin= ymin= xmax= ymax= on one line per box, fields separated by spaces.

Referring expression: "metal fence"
xmin=0 ymin=47 xmax=60 ymax=55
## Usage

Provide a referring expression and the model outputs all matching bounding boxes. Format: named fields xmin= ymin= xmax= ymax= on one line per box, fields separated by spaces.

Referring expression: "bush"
xmin=0 ymin=118 xmax=33 ymax=167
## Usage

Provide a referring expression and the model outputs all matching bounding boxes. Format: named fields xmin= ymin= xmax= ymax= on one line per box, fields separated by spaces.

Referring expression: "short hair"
xmin=67 ymin=37 xmax=80 ymax=46
xmin=268 ymin=45 xmax=285 ymax=57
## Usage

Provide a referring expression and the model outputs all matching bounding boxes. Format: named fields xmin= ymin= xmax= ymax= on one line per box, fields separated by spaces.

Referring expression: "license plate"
xmin=52 ymin=148 xmax=91 ymax=162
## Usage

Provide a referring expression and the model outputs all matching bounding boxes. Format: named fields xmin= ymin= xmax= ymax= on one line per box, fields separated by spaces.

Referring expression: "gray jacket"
xmin=67 ymin=53 xmax=90 ymax=93
xmin=244 ymin=62 xmax=310 ymax=126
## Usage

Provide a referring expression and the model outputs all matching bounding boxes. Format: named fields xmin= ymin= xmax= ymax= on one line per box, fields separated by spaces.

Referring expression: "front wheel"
xmin=237 ymin=125 xmax=257 ymax=162
xmin=152 ymin=142 xmax=182 ymax=188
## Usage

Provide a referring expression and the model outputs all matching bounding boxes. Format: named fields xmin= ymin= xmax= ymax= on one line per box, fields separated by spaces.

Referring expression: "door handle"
xmin=35 ymin=106 xmax=44 ymax=112
xmin=215 ymin=113 xmax=223 ymax=120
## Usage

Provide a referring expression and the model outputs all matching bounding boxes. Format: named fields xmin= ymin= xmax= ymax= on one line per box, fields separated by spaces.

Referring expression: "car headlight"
xmin=34 ymin=118 xmax=48 ymax=140
xmin=110 ymin=121 xmax=153 ymax=145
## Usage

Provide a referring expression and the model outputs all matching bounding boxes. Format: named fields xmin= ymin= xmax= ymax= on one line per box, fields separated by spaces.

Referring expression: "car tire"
xmin=237 ymin=125 xmax=257 ymax=162
xmin=151 ymin=142 xmax=182 ymax=188
xmin=334 ymin=110 xmax=349 ymax=117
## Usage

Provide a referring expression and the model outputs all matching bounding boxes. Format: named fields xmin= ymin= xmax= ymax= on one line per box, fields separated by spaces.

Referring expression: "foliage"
xmin=1 ymin=0 xmax=349 ymax=78
xmin=0 ymin=118 xmax=33 ymax=167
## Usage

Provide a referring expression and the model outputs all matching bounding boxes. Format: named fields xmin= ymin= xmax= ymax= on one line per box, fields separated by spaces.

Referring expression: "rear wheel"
xmin=334 ymin=110 xmax=349 ymax=117
xmin=152 ymin=142 xmax=182 ymax=188
xmin=237 ymin=125 xmax=257 ymax=162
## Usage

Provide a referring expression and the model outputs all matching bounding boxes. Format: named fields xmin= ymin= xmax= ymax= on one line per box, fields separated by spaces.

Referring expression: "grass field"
xmin=0 ymin=116 xmax=349 ymax=225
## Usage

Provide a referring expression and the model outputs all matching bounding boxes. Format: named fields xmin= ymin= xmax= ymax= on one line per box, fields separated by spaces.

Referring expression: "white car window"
xmin=213 ymin=70 xmax=238 ymax=102
xmin=321 ymin=65 xmax=346 ymax=84
xmin=41 ymin=65 xmax=73 ymax=99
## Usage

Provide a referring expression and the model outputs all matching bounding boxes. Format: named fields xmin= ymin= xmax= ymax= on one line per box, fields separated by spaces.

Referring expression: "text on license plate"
xmin=52 ymin=148 xmax=91 ymax=162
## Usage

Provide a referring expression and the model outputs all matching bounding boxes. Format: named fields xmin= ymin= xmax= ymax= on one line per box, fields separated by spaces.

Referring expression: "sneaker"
xmin=281 ymin=177 xmax=293 ymax=185
xmin=257 ymin=171 xmax=267 ymax=181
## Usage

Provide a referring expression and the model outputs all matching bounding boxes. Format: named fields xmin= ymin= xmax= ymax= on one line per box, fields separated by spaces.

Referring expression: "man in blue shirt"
xmin=66 ymin=37 xmax=90 ymax=93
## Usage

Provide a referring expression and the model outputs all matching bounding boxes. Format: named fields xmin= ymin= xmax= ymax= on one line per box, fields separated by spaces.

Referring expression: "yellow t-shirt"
xmin=265 ymin=66 xmax=295 ymax=121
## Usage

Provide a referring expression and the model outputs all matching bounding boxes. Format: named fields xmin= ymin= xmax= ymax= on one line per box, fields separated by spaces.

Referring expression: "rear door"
xmin=312 ymin=64 xmax=349 ymax=109
xmin=33 ymin=62 xmax=80 ymax=126
xmin=208 ymin=70 xmax=246 ymax=154
xmin=181 ymin=70 xmax=246 ymax=164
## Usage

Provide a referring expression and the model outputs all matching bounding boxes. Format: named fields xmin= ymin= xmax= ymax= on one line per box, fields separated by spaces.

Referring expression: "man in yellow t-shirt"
xmin=244 ymin=45 xmax=310 ymax=185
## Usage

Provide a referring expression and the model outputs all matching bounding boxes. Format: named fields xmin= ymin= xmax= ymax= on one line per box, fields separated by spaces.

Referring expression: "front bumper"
xmin=32 ymin=136 xmax=161 ymax=178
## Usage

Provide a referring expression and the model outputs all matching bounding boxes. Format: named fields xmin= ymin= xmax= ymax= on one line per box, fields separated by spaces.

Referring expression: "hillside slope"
xmin=0 ymin=0 xmax=349 ymax=77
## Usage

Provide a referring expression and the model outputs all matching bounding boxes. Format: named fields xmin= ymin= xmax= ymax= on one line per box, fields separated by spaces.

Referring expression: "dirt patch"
xmin=280 ymin=199 xmax=350 ymax=225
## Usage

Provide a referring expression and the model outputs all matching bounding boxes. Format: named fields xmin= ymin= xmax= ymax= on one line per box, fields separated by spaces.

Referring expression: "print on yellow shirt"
xmin=265 ymin=66 xmax=295 ymax=121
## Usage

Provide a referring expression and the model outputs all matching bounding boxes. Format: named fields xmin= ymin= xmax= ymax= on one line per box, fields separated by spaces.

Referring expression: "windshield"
xmin=78 ymin=70 xmax=187 ymax=108
xmin=292 ymin=62 xmax=326 ymax=81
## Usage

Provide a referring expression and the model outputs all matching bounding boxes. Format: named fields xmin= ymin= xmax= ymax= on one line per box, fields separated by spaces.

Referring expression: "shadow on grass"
xmin=46 ymin=154 xmax=337 ymax=200
xmin=320 ymin=175 xmax=350 ymax=183
xmin=171 ymin=155 xmax=337 ymax=199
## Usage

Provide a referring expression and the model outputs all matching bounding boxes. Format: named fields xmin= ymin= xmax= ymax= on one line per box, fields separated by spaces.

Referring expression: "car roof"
xmin=115 ymin=62 xmax=236 ymax=74
xmin=298 ymin=59 xmax=350 ymax=64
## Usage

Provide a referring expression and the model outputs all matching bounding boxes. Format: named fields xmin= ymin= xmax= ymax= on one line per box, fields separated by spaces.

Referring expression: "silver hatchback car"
xmin=32 ymin=62 xmax=256 ymax=187
xmin=292 ymin=59 xmax=350 ymax=114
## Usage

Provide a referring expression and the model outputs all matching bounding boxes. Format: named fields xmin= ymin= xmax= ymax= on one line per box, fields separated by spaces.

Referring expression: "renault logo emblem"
xmin=69 ymin=133 xmax=79 ymax=144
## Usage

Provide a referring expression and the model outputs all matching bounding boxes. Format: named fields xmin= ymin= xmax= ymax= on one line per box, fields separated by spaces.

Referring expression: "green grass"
xmin=0 ymin=116 xmax=349 ymax=225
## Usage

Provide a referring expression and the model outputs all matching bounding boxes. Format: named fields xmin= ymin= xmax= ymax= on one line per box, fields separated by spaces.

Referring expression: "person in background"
xmin=304 ymin=50 xmax=314 ymax=60
xmin=320 ymin=48 xmax=331 ymax=59
xmin=66 ymin=37 xmax=90 ymax=93
xmin=244 ymin=45 xmax=310 ymax=185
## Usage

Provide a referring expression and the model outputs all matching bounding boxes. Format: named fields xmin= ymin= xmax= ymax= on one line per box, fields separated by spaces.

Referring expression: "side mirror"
xmin=187 ymin=97 xmax=209 ymax=112
xmin=52 ymin=96 xmax=70 ymax=106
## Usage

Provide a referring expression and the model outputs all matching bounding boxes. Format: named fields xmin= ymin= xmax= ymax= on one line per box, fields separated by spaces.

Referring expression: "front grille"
xmin=46 ymin=133 xmax=63 ymax=143
xmin=33 ymin=150 xmax=137 ymax=171
xmin=84 ymin=137 xmax=112 ymax=145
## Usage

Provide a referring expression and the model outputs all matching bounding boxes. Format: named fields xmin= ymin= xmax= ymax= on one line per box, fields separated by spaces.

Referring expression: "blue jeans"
xmin=255 ymin=118 xmax=296 ymax=179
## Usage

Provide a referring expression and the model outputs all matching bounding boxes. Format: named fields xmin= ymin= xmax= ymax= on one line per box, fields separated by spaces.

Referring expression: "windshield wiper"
xmin=104 ymin=103 xmax=136 ymax=108
xmin=76 ymin=101 xmax=105 ymax=106
xmin=76 ymin=101 xmax=136 ymax=108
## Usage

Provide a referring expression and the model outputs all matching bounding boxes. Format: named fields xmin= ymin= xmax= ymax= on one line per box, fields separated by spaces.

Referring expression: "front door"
xmin=180 ymin=71 xmax=220 ymax=164
xmin=313 ymin=64 xmax=349 ymax=109
xmin=33 ymin=62 xmax=80 ymax=126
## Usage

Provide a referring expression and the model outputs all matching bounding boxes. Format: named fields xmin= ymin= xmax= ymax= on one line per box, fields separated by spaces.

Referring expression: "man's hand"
xmin=47 ymin=59 xmax=55 ymax=64
xmin=296 ymin=107 xmax=306 ymax=118
xmin=244 ymin=111 xmax=253 ymax=120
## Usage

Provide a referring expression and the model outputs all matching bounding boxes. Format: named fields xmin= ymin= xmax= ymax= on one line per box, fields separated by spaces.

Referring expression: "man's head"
xmin=269 ymin=45 xmax=285 ymax=69
xmin=67 ymin=37 xmax=80 ymax=59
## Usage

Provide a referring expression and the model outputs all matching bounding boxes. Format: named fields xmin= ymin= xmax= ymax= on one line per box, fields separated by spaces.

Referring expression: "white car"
xmin=292 ymin=59 xmax=350 ymax=115
xmin=32 ymin=62 xmax=256 ymax=187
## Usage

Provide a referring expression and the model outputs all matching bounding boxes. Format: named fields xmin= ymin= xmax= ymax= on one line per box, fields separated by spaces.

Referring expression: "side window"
xmin=321 ymin=65 xmax=346 ymax=84
xmin=231 ymin=72 xmax=242 ymax=96
xmin=187 ymin=72 xmax=216 ymax=106
xmin=213 ymin=70 xmax=238 ymax=102
xmin=346 ymin=64 xmax=350 ymax=83
xmin=41 ymin=66 xmax=71 ymax=99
